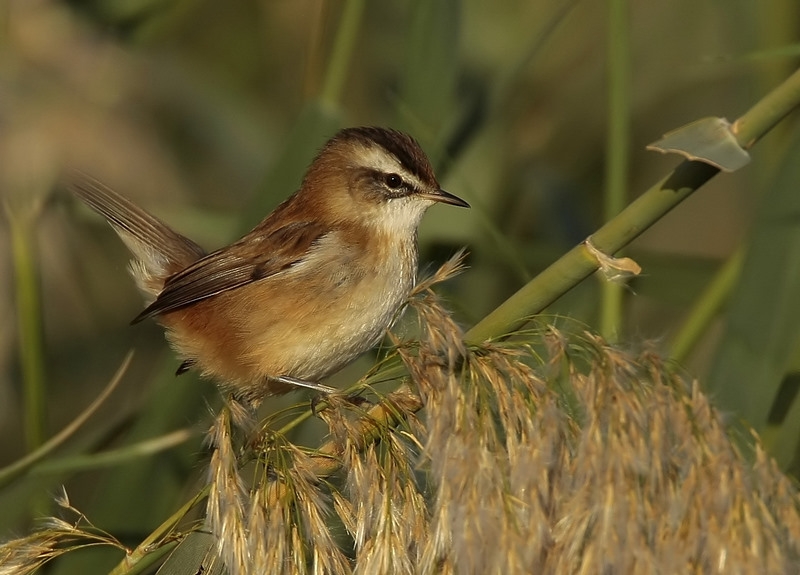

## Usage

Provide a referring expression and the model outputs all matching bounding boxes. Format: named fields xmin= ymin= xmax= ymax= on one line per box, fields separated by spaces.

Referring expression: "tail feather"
xmin=70 ymin=174 xmax=206 ymax=297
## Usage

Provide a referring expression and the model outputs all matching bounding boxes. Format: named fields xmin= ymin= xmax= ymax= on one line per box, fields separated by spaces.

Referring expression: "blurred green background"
xmin=1 ymin=0 xmax=800 ymax=571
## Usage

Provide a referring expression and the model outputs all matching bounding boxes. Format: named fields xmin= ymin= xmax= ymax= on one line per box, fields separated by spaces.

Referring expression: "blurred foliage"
xmin=2 ymin=0 xmax=800 ymax=572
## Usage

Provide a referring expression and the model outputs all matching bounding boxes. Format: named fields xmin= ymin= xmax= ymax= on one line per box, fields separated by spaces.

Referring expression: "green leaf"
xmin=397 ymin=0 xmax=460 ymax=161
xmin=156 ymin=532 xmax=223 ymax=575
xmin=647 ymin=117 xmax=751 ymax=172
xmin=707 ymin=129 xmax=800 ymax=430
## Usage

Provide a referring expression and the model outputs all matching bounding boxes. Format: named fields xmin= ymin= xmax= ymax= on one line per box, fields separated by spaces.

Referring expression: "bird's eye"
xmin=384 ymin=173 xmax=403 ymax=189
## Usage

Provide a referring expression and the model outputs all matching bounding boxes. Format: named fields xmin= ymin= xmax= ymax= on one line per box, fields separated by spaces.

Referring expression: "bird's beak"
xmin=420 ymin=188 xmax=470 ymax=208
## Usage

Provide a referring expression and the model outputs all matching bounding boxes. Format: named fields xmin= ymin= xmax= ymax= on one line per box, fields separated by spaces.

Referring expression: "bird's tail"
xmin=69 ymin=174 xmax=206 ymax=298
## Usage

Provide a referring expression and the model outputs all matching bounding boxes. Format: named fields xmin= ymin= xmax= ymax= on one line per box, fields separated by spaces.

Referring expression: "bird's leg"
xmin=274 ymin=376 xmax=371 ymax=415
xmin=274 ymin=375 xmax=338 ymax=394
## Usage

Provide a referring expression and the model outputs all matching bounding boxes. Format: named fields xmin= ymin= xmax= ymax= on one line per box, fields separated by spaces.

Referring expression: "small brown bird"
xmin=71 ymin=127 xmax=468 ymax=403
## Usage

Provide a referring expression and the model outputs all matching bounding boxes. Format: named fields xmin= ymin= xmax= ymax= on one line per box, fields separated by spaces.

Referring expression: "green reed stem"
xmin=320 ymin=0 xmax=366 ymax=108
xmin=466 ymin=66 xmax=800 ymax=345
xmin=669 ymin=247 xmax=745 ymax=363
xmin=600 ymin=0 xmax=631 ymax=342
xmin=5 ymin=201 xmax=47 ymax=452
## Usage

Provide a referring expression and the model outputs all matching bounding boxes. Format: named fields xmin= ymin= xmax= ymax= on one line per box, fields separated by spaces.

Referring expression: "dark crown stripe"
xmin=336 ymin=127 xmax=438 ymax=187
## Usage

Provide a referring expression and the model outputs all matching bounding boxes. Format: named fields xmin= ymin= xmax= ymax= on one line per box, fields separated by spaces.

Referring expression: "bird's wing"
xmin=70 ymin=176 xmax=207 ymax=271
xmin=132 ymin=220 xmax=327 ymax=323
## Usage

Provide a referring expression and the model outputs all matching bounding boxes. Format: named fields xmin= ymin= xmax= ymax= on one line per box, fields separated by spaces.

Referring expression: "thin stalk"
xmin=600 ymin=0 xmax=631 ymax=341
xmin=32 ymin=429 xmax=194 ymax=476
xmin=0 ymin=1 xmax=7 ymax=47
xmin=319 ymin=0 xmax=366 ymax=108
xmin=108 ymin=485 xmax=211 ymax=575
xmin=0 ymin=352 xmax=132 ymax=489
xmin=669 ymin=247 xmax=745 ymax=363
xmin=5 ymin=201 xmax=47 ymax=452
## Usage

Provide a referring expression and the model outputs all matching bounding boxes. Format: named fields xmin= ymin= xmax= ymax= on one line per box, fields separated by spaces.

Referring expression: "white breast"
xmin=241 ymin=228 xmax=418 ymax=382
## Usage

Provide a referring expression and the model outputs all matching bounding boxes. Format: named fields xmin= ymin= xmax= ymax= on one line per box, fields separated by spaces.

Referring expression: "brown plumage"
xmin=71 ymin=127 xmax=468 ymax=402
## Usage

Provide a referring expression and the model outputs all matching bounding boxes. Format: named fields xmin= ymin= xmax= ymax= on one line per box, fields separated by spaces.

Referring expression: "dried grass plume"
xmin=3 ymin=253 xmax=800 ymax=574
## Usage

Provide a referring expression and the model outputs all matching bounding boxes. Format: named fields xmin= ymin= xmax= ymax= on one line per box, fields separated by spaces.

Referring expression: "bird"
xmin=70 ymin=127 xmax=469 ymax=405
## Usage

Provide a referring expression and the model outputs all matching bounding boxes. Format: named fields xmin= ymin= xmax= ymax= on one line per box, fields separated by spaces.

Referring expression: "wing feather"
xmin=70 ymin=176 xmax=206 ymax=271
xmin=132 ymin=221 xmax=327 ymax=323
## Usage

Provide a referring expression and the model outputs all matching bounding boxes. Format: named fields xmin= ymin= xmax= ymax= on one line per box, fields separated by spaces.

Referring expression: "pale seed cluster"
xmin=3 ymin=256 xmax=800 ymax=574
